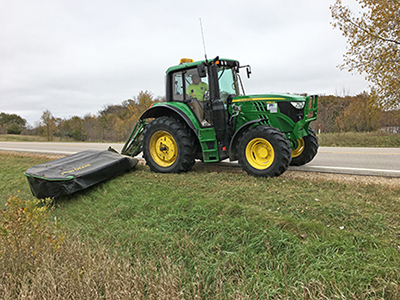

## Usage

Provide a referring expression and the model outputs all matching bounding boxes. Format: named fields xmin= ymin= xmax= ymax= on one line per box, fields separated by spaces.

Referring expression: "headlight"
xmin=290 ymin=101 xmax=305 ymax=109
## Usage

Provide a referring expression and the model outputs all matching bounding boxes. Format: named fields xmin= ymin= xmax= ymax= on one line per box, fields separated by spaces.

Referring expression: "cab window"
xmin=172 ymin=69 xmax=209 ymax=101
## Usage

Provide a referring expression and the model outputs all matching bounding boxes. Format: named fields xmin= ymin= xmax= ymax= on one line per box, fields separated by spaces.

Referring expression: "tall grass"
xmin=0 ymin=196 xmax=185 ymax=299
xmin=1 ymin=152 xmax=400 ymax=299
xmin=318 ymin=131 xmax=400 ymax=147
xmin=0 ymin=134 xmax=77 ymax=142
xmin=0 ymin=134 xmax=48 ymax=142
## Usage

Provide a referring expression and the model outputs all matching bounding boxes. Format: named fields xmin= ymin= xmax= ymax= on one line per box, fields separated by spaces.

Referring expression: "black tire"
xmin=237 ymin=126 xmax=292 ymax=177
xmin=142 ymin=116 xmax=195 ymax=173
xmin=290 ymin=129 xmax=319 ymax=166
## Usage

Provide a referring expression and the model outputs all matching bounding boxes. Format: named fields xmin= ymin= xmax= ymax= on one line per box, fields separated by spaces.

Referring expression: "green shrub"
xmin=6 ymin=124 xmax=22 ymax=135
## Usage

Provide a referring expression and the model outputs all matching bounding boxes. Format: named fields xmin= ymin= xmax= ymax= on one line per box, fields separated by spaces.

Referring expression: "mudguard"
xmin=229 ymin=119 xmax=263 ymax=161
xmin=140 ymin=102 xmax=201 ymax=135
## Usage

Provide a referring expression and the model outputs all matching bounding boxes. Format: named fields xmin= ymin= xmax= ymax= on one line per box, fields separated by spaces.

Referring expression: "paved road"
xmin=290 ymin=147 xmax=400 ymax=177
xmin=1 ymin=141 xmax=400 ymax=177
xmin=0 ymin=141 xmax=125 ymax=155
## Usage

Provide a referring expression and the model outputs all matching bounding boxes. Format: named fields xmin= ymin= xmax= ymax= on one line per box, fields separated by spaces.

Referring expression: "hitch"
xmin=121 ymin=119 xmax=147 ymax=157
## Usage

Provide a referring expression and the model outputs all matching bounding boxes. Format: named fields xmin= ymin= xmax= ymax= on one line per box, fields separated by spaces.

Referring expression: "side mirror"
xmin=197 ymin=64 xmax=207 ymax=78
xmin=246 ymin=66 xmax=252 ymax=78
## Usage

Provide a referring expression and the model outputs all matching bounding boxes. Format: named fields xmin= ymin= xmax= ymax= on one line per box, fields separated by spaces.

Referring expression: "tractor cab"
xmin=165 ymin=58 xmax=245 ymax=126
xmin=166 ymin=57 xmax=243 ymax=102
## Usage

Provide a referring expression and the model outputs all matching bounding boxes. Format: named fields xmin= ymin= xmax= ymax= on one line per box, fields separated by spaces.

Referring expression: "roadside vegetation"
xmin=2 ymin=131 xmax=400 ymax=148
xmin=1 ymin=152 xmax=400 ymax=299
xmin=0 ymin=134 xmax=49 ymax=142
xmin=318 ymin=131 xmax=400 ymax=147
xmin=1 ymin=91 xmax=400 ymax=148
xmin=1 ymin=92 xmax=400 ymax=144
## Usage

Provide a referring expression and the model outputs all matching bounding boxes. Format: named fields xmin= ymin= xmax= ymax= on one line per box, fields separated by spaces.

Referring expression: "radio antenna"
xmin=199 ymin=18 xmax=208 ymax=62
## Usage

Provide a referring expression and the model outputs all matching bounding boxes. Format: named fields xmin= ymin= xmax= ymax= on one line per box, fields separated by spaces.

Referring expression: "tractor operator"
xmin=186 ymin=74 xmax=208 ymax=101
xmin=186 ymin=74 xmax=210 ymax=125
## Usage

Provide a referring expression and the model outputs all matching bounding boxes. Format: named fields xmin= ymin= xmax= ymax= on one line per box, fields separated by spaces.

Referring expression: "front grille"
xmin=253 ymin=101 xmax=268 ymax=112
xmin=277 ymin=102 xmax=304 ymax=122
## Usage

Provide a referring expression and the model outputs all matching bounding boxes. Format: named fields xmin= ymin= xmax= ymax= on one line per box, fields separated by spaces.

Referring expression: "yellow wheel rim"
xmin=245 ymin=138 xmax=275 ymax=170
xmin=149 ymin=131 xmax=177 ymax=167
xmin=292 ymin=138 xmax=305 ymax=158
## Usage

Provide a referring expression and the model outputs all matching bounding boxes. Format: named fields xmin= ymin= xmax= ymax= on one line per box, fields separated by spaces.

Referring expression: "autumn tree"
xmin=82 ymin=114 xmax=101 ymax=141
xmin=330 ymin=0 xmax=400 ymax=108
xmin=335 ymin=93 xmax=381 ymax=132
xmin=380 ymin=109 xmax=400 ymax=133
xmin=316 ymin=95 xmax=350 ymax=132
xmin=40 ymin=110 xmax=57 ymax=141
xmin=122 ymin=90 xmax=163 ymax=121
xmin=62 ymin=116 xmax=87 ymax=141
xmin=121 ymin=90 xmax=164 ymax=140
xmin=317 ymin=93 xmax=384 ymax=133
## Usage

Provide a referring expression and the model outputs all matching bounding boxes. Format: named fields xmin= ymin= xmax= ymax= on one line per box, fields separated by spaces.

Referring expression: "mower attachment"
xmin=24 ymin=148 xmax=137 ymax=198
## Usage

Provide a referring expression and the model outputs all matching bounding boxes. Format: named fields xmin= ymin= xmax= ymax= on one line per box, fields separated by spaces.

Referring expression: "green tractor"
xmin=122 ymin=56 xmax=318 ymax=177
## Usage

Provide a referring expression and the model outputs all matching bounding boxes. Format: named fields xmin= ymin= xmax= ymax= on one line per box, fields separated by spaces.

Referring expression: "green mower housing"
xmin=122 ymin=57 xmax=318 ymax=177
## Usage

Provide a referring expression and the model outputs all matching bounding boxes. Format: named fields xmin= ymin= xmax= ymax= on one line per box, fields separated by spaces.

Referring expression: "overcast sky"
xmin=1 ymin=0 xmax=369 ymax=126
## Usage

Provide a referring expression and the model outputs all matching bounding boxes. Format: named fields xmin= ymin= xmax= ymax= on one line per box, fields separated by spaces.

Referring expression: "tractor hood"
xmin=232 ymin=93 xmax=306 ymax=103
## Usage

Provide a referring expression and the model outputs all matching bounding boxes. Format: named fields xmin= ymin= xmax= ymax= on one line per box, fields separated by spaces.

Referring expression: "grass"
xmin=1 ymin=152 xmax=400 ymax=299
xmin=0 ymin=134 xmax=48 ymax=142
xmin=318 ymin=131 xmax=400 ymax=147
xmin=0 ymin=134 xmax=76 ymax=142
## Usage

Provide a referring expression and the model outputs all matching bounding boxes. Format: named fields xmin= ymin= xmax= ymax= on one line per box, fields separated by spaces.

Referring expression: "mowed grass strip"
xmin=1 ymin=152 xmax=400 ymax=299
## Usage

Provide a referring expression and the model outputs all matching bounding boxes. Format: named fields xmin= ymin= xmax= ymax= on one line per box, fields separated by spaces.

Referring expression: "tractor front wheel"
xmin=142 ymin=116 xmax=195 ymax=173
xmin=237 ymin=126 xmax=291 ymax=177
xmin=290 ymin=129 xmax=319 ymax=166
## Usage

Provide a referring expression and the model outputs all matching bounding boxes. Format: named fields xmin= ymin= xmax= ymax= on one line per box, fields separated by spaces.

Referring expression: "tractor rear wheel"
xmin=237 ymin=126 xmax=291 ymax=177
xmin=142 ymin=116 xmax=195 ymax=173
xmin=290 ymin=129 xmax=319 ymax=166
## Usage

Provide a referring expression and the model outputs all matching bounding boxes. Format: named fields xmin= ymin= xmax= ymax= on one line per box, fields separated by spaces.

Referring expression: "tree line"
xmin=1 ymin=91 xmax=399 ymax=142
xmin=35 ymin=90 xmax=164 ymax=142
xmin=316 ymin=93 xmax=399 ymax=133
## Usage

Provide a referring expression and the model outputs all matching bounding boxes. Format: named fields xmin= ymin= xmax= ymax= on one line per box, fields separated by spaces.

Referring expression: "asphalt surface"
xmin=1 ymin=141 xmax=400 ymax=177
xmin=290 ymin=147 xmax=400 ymax=177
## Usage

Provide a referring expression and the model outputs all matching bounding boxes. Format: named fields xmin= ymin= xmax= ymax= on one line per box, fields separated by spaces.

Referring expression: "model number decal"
xmin=61 ymin=164 xmax=91 ymax=175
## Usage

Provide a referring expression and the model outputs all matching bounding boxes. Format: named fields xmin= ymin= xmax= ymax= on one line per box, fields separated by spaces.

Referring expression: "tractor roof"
xmin=166 ymin=58 xmax=239 ymax=74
